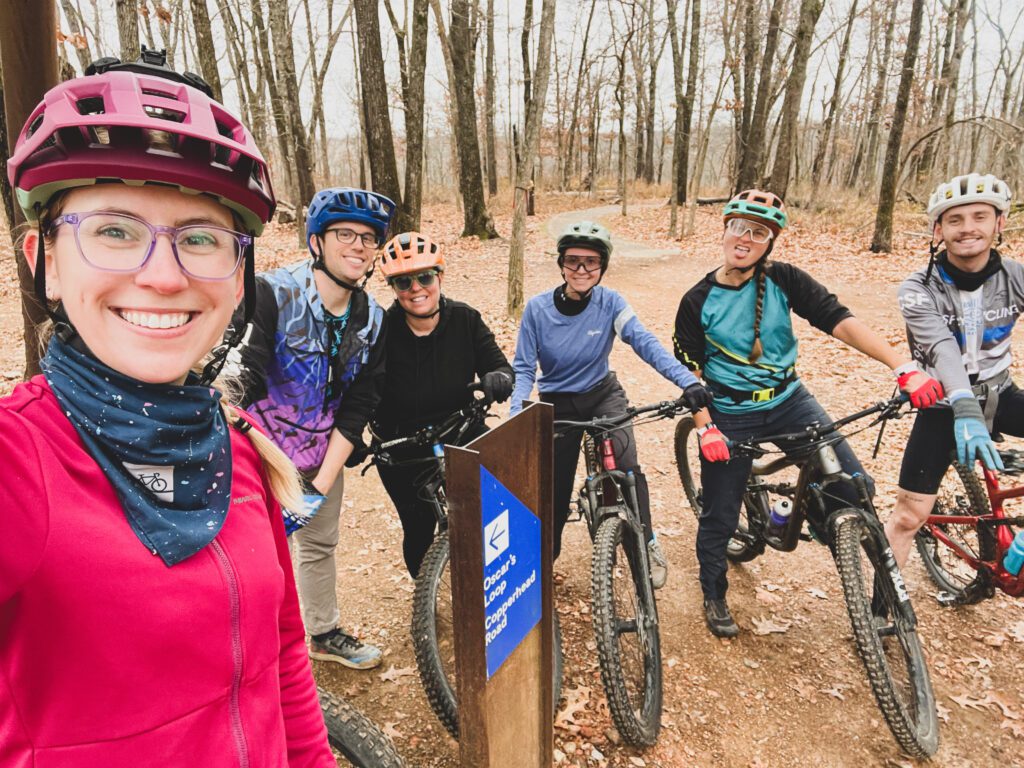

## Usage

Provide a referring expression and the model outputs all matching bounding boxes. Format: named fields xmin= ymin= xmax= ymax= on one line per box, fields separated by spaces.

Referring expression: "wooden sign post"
xmin=446 ymin=401 xmax=554 ymax=767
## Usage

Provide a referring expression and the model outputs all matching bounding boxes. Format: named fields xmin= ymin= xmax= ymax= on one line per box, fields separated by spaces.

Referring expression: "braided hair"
xmin=749 ymin=260 xmax=768 ymax=362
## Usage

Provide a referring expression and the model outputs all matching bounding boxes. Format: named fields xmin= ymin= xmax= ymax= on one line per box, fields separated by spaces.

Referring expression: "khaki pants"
xmin=291 ymin=471 xmax=345 ymax=636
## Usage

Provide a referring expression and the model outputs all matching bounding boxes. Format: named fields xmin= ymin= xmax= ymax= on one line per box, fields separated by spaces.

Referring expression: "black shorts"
xmin=899 ymin=382 xmax=1024 ymax=493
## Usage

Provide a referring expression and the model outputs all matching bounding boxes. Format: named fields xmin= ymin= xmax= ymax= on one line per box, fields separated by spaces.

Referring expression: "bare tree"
xmin=507 ymin=0 xmax=557 ymax=318
xmin=189 ymin=0 xmax=223 ymax=100
xmin=268 ymin=0 xmax=315 ymax=208
xmin=871 ymin=0 xmax=926 ymax=253
xmin=352 ymin=0 xmax=407 ymax=228
xmin=768 ymin=0 xmax=823 ymax=199
xmin=483 ymin=0 xmax=498 ymax=196
xmin=116 ymin=0 xmax=141 ymax=60
xmin=562 ymin=0 xmax=598 ymax=190
xmin=736 ymin=0 xmax=785 ymax=190
xmin=59 ymin=0 xmax=93 ymax=73
xmin=251 ymin=0 xmax=295 ymax=201
xmin=448 ymin=0 xmax=498 ymax=237
xmin=811 ymin=0 xmax=858 ymax=189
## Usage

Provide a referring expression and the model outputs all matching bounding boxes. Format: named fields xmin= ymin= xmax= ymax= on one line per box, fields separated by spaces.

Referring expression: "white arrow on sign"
xmin=484 ymin=509 xmax=509 ymax=565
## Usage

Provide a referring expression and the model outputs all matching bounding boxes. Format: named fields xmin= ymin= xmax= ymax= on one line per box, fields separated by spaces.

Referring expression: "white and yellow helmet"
xmin=927 ymin=173 xmax=1012 ymax=227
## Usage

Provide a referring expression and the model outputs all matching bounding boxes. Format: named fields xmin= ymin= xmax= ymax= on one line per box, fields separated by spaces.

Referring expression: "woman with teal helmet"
xmin=674 ymin=189 xmax=942 ymax=638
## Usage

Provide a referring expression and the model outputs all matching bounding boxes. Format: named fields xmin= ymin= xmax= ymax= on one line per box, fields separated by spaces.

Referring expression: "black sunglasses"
xmin=390 ymin=270 xmax=438 ymax=292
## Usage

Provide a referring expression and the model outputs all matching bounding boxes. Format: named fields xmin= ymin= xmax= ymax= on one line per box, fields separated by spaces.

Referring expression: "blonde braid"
xmin=749 ymin=263 xmax=768 ymax=363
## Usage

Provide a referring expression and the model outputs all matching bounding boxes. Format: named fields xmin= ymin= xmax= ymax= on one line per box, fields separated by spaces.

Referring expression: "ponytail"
xmin=749 ymin=262 xmax=768 ymax=362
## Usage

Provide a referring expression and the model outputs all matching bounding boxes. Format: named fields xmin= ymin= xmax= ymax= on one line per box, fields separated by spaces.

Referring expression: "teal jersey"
xmin=673 ymin=262 xmax=852 ymax=413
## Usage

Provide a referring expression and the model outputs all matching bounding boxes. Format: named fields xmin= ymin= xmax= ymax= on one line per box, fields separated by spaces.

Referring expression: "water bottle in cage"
xmin=601 ymin=438 xmax=617 ymax=471
xmin=766 ymin=498 xmax=793 ymax=539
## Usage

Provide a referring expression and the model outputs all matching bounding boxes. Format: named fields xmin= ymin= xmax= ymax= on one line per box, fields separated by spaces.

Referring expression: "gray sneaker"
xmin=647 ymin=537 xmax=668 ymax=589
xmin=309 ymin=628 xmax=382 ymax=670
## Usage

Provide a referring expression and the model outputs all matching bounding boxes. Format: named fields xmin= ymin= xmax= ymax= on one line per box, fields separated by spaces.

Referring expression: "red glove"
xmin=699 ymin=426 xmax=730 ymax=462
xmin=897 ymin=369 xmax=944 ymax=409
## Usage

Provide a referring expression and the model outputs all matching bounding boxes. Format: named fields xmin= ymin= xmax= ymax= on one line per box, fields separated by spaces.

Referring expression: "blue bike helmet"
xmin=306 ymin=187 xmax=396 ymax=244
xmin=305 ymin=187 xmax=397 ymax=290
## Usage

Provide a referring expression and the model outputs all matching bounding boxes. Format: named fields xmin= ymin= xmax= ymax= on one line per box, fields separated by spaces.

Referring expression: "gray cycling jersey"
xmin=898 ymin=254 xmax=1024 ymax=399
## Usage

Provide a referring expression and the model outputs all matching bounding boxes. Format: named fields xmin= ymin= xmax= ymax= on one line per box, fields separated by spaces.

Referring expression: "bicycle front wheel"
xmin=411 ymin=531 xmax=563 ymax=740
xmin=914 ymin=461 xmax=992 ymax=600
xmin=832 ymin=512 xmax=939 ymax=758
xmin=319 ymin=688 xmax=406 ymax=768
xmin=673 ymin=415 xmax=703 ymax=517
xmin=591 ymin=515 xmax=662 ymax=747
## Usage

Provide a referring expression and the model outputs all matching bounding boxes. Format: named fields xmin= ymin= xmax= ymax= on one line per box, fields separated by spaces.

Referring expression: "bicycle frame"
xmin=926 ymin=466 xmax=1024 ymax=597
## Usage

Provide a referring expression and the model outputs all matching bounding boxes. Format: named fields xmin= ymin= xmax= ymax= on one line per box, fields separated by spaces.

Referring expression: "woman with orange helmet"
xmin=673 ymin=190 xmax=942 ymax=638
xmin=319 ymin=232 xmax=513 ymax=576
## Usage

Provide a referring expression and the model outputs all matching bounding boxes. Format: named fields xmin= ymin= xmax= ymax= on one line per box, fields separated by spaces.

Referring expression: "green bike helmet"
xmin=556 ymin=220 xmax=613 ymax=272
xmin=723 ymin=189 xmax=788 ymax=235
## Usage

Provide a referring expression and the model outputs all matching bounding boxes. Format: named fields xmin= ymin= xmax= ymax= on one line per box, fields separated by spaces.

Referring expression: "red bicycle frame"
xmin=926 ymin=466 xmax=1024 ymax=597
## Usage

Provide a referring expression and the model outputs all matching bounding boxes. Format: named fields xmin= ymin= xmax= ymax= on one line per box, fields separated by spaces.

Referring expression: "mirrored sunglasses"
xmin=390 ymin=270 xmax=438 ymax=292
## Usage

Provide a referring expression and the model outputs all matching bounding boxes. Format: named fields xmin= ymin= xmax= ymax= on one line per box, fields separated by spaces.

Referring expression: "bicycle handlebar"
xmin=553 ymin=396 xmax=691 ymax=435
xmin=726 ymin=393 xmax=908 ymax=455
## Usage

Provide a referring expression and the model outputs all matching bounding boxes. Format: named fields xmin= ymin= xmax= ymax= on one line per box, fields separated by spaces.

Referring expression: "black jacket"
xmin=372 ymin=297 xmax=512 ymax=436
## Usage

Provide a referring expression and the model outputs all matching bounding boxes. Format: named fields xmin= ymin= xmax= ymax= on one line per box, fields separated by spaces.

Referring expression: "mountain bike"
xmin=368 ymin=389 xmax=563 ymax=739
xmin=555 ymin=397 xmax=691 ymax=747
xmin=674 ymin=396 xmax=939 ymax=758
xmin=914 ymin=448 xmax=1024 ymax=604
xmin=319 ymin=689 xmax=406 ymax=768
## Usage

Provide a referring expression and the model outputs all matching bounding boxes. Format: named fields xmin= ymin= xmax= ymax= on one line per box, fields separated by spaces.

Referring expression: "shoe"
xmin=309 ymin=628 xmax=382 ymax=670
xmin=703 ymin=598 xmax=739 ymax=638
xmin=647 ymin=538 xmax=668 ymax=589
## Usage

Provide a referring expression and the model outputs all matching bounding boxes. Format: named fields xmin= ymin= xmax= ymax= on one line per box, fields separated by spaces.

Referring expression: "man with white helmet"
xmin=885 ymin=173 xmax=1022 ymax=595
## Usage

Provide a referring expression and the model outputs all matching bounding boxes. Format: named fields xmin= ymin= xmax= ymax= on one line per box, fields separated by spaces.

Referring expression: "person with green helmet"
xmin=511 ymin=221 xmax=713 ymax=588
xmin=674 ymin=189 xmax=942 ymax=638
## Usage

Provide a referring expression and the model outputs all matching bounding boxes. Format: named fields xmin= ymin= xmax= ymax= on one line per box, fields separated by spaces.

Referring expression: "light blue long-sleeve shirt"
xmin=510 ymin=286 xmax=698 ymax=414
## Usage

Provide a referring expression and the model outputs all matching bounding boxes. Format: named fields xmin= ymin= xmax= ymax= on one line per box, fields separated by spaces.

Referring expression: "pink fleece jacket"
xmin=0 ymin=377 xmax=334 ymax=767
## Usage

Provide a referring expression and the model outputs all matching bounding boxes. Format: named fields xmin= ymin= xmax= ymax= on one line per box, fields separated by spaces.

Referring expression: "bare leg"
xmin=885 ymin=488 xmax=938 ymax=568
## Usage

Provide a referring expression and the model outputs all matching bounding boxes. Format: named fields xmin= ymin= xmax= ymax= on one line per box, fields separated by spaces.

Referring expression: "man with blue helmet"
xmin=226 ymin=187 xmax=395 ymax=669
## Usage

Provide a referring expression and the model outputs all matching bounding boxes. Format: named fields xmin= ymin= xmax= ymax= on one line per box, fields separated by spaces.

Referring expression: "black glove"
xmin=481 ymin=371 xmax=514 ymax=403
xmin=681 ymin=382 xmax=713 ymax=412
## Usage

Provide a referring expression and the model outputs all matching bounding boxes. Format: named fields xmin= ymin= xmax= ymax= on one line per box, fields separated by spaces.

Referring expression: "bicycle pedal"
xmin=935 ymin=591 xmax=958 ymax=607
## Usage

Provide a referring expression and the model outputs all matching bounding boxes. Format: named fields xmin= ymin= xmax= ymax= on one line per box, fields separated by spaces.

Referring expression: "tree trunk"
xmin=189 ymin=0 xmax=223 ymax=101
xmin=59 ymin=0 xmax=93 ymax=73
xmin=811 ymin=0 xmax=857 ymax=189
xmin=563 ymin=0 xmax=597 ymax=190
xmin=767 ymin=0 xmax=823 ymax=199
xmin=870 ymin=0 xmax=925 ymax=253
xmin=506 ymin=0 xmax=556 ymax=318
xmin=404 ymin=0 xmax=429 ymax=226
xmin=736 ymin=0 xmax=785 ymax=190
xmin=251 ymin=0 xmax=295 ymax=202
xmin=681 ymin=0 xmax=700 ymax=201
xmin=857 ymin=0 xmax=898 ymax=186
xmin=116 ymin=0 xmax=140 ymax=61
xmin=268 ymin=0 xmax=315 ymax=209
xmin=1 ymin=1 xmax=58 ymax=377
xmin=352 ymin=0 xmax=406 ymax=228
xmin=483 ymin=0 xmax=498 ymax=196
xmin=449 ymin=0 xmax=498 ymax=238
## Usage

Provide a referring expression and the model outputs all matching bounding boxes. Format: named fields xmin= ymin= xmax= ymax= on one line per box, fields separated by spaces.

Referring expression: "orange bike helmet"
xmin=379 ymin=231 xmax=445 ymax=279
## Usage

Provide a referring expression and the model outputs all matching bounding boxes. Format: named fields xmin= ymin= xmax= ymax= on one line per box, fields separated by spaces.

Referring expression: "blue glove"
xmin=283 ymin=493 xmax=326 ymax=536
xmin=951 ymin=397 xmax=1004 ymax=471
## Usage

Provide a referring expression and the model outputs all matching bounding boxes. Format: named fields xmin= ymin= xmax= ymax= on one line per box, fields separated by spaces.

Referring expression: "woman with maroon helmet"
xmin=0 ymin=53 xmax=333 ymax=766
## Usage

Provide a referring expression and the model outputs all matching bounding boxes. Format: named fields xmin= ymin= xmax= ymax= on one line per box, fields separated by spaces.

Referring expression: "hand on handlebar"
xmin=698 ymin=426 xmax=730 ymax=462
xmin=480 ymin=371 xmax=513 ymax=404
xmin=897 ymin=369 xmax=943 ymax=409
xmin=681 ymin=382 xmax=713 ymax=412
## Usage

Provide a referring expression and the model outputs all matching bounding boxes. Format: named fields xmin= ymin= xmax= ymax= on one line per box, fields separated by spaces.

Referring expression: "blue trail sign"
xmin=481 ymin=466 xmax=541 ymax=678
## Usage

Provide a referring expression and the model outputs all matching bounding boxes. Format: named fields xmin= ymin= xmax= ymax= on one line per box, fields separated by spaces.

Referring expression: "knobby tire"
xmin=832 ymin=513 xmax=939 ymax=758
xmin=319 ymin=689 xmax=406 ymax=768
xmin=591 ymin=515 xmax=662 ymax=747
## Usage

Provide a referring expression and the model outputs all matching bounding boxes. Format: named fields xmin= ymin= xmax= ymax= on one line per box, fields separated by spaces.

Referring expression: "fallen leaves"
xmin=751 ymin=615 xmax=792 ymax=635
xmin=377 ymin=665 xmax=417 ymax=684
